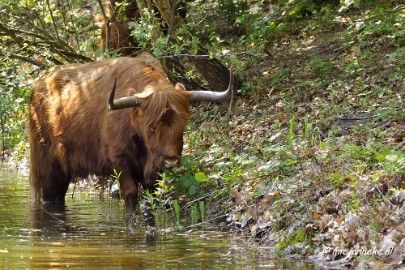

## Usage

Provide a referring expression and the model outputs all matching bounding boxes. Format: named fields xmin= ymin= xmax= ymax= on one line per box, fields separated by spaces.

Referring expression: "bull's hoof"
xmin=145 ymin=225 xmax=157 ymax=244
xmin=144 ymin=211 xmax=156 ymax=227
xmin=125 ymin=212 xmax=139 ymax=228
xmin=43 ymin=197 xmax=65 ymax=204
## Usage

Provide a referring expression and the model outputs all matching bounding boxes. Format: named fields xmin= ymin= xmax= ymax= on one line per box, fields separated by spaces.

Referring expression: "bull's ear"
xmin=134 ymin=87 xmax=154 ymax=99
xmin=175 ymin=83 xmax=187 ymax=91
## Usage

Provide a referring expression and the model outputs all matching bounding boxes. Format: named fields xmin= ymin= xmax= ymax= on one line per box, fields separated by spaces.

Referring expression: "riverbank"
xmin=175 ymin=2 xmax=404 ymax=269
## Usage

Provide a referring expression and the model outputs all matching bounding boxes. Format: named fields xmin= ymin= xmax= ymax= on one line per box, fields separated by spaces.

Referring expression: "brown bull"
xmin=29 ymin=53 xmax=233 ymax=216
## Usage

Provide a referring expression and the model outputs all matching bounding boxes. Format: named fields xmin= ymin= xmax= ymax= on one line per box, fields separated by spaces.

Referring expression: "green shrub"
xmin=308 ymin=57 xmax=332 ymax=77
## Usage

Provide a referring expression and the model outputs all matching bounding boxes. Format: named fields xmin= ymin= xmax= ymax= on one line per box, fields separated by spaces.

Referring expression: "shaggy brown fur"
xmin=29 ymin=53 xmax=191 ymax=214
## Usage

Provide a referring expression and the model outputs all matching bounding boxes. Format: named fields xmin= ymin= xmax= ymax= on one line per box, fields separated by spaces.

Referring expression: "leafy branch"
xmin=0 ymin=3 xmax=94 ymax=66
xmin=0 ymin=51 xmax=45 ymax=68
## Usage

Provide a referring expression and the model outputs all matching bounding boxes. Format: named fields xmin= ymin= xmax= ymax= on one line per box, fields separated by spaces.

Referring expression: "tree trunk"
xmin=134 ymin=1 xmax=241 ymax=91
xmin=160 ymin=57 xmax=201 ymax=90
xmin=190 ymin=47 xmax=242 ymax=91
xmin=153 ymin=0 xmax=183 ymax=35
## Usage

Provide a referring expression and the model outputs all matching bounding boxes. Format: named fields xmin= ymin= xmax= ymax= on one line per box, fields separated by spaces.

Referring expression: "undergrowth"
xmin=137 ymin=1 xmax=404 ymax=268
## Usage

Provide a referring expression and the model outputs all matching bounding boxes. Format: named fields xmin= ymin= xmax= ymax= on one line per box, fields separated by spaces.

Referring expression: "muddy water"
xmin=0 ymin=165 xmax=316 ymax=269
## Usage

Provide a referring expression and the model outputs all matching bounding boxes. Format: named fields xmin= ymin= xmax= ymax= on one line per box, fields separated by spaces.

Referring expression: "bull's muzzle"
xmin=163 ymin=157 xmax=180 ymax=168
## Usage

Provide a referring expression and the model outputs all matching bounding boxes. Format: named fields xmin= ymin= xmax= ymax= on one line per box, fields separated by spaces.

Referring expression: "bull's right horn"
xmin=107 ymin=77 xmax=141 ymax=110
xmin=189 ymin=68 xmax=234 ymax=103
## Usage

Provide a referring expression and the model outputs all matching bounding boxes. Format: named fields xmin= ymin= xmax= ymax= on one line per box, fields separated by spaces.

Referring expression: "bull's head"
xmin=107 ymin=68 xmax=234 ymax=109
xmin=107 ymin=69 xmax=234 ymax=182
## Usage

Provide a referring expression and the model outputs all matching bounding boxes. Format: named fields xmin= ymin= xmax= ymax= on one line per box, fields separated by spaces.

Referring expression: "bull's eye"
xmin=162 ymin=109 xmax=175 ymax=125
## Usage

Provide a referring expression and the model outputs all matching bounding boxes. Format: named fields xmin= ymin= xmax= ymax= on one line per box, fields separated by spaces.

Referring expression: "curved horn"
xmin=107 ymin=77 xmax=140 ymax=110
xmin=189 ymin=67 xmax=234 ymax=103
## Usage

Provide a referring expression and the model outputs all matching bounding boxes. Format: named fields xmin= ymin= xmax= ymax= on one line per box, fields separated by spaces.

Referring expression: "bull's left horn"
xmin=189 ymin=68 xmax=234 ymax=103
xmin=107 ymin=77 xmax=140 ymax=110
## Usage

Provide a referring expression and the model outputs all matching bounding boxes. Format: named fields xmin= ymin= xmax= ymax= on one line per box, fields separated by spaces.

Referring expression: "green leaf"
xmin=199 ymin=201 xmax=205 ymax=222
xmin=194 ymin=172 xmax=208 ymax=183
xmin=183 ymin=172 xmax=195 ymax=187
xmin=189 ymin=185 xmax=197 ymax=196
xmin=173 ymin=199 xmax=181 ymax=227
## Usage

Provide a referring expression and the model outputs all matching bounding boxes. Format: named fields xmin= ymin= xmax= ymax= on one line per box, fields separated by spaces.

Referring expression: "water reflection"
xmin=0 ymin=165 xmax=318 ymax=269
xmin=30 ymin=204 xmax=67 ymax=233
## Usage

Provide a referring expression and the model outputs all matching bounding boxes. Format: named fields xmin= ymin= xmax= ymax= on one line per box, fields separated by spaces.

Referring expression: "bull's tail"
xmin=29 ymin=135 xmax=51 ymax=202
xmin=29 ymin=99 xmax=72 ymax=203
xmin=28 ymin=104 xmax=53 ymax=202
xmin=29 ymin=140 xmax=70 ymax=203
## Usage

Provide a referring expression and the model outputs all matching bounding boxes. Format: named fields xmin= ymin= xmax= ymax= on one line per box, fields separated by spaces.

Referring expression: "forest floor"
xmin=183 ymin=3 xmax=404 ymax=269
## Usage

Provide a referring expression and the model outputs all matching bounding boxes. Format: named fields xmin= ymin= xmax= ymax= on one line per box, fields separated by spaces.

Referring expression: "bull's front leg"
xmin=120 ymin=175 xmax=156 ymax=227
xmin=118 ymin=175 xmax=138 ymax=217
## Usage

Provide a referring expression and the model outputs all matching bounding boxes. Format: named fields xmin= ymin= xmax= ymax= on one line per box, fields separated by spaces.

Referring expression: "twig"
xmin=168 ymin=0 xmax=183 ymax=37
xmin=281 ymin=0 xmax=311 ymax=17
xmin=97 ymin=0 xmax=110 ymax=53
xmin=395 ymin=140 xmax=405 ymax=150
xmin=79 ymin=23 xmax=100 ymax=34
xmin=40 ymin=206 xmax=65 ymax=224
xmin=185 ymin=213 xmax=229 ymax=229
xmin=52 ymin=49 xmax=93 ymax=62
xmin=335 ymin=116 xmax=374 ymax=121
xmin=45 ymin=0 xmax=59 ymax=38
xmin=183 ymin=193 xmax=212 ymax=208
xmin=193 ymin=15 xmax=208 ymax=30
xmin=228 ymin=67 xmax=236 ymax=120
xmin=0 ymin=51 xmax=45 ymax=68
xmin=374 ymin=184 xmax=395 ymax=208
xmin=71 ymin=182 xmax=77 ymax=199
xmin=355 ymin=5 xmax=404 ymax=23
xmin=156 ymin=50 xmax=259 ymax=59
xmin=1 ymin=17 xmax=90 ymax=63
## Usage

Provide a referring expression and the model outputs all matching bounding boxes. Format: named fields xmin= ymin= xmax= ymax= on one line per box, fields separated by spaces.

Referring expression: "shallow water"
xmin=0 ymin=164 xmax=316 ymax=269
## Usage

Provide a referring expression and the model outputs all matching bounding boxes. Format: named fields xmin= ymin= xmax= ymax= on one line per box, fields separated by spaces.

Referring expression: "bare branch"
xmin=156 ymin=50 xmax=260 ymax=59
xmin=0 ymin=51 xmax=45 ymax=68
xmin=97 ymin=0 xmax=110 ymax=53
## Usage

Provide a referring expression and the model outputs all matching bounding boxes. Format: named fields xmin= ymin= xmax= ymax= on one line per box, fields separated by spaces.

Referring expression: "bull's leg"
xmin=42 ymin=179 xmax=70 ymax=203
xmin=43 ymin=161 xmax=71 ymax=204
xmin=119 ymin=176 xmax=138 ymax=217
xmin=120 ymin=176 xmax=157 ymax=227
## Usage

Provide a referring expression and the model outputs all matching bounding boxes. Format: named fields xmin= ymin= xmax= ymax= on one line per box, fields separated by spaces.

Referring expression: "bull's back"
xmin=29 ymin=61 xmax=116 ymax=175
xmin=29 ymin=54 xmax=166 ymax=175
xmin=29 ymin=53 xmax=178 ymax=206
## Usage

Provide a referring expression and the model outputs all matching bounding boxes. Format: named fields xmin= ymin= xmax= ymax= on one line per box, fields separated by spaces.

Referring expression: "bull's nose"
xmin=164 ymin=158 xmax=179 ymax=168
